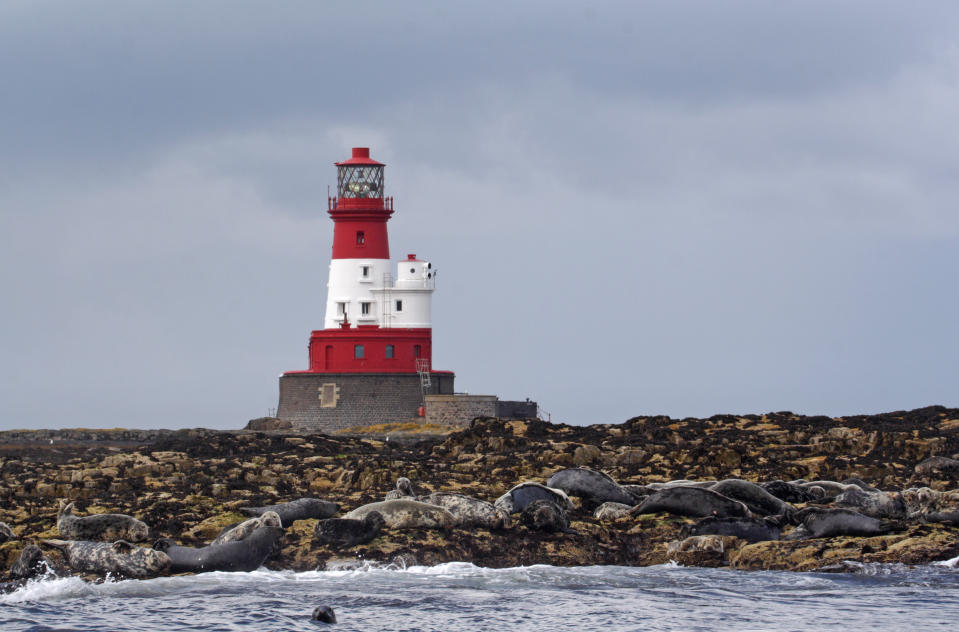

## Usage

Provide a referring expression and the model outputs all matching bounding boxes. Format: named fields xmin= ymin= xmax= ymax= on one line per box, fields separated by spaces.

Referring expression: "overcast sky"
xmin=2 ymin=1 xmax=957 ymax=430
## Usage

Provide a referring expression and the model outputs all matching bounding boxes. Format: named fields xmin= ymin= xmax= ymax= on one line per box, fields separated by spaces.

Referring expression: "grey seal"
xmin=924 ymin=510 xmax=959 ymax=526
xmin=240 ymin=498 xmax=338 ymax=524
xmin=8 ymin=544 xmax=52 ymax=580
xmin=593 ymin=502 xmax=633 ymax=521
xmin=786 ymin=507 xmax=898 ymax=539
xmin=629 ymin=487 xmax=750 ymax=519
xmin=546 ymin=468 xmax=636 ymax=507
xmin=56 ymin=501 xmax=149 ymax=542
xmin=494 ymin=483 xmax=572 ymax=515
xmin=419 ymin=492 xmax=511 ymax=529
xmin=344 ymin=500 xmax=455 ymax=530
xmin=835 ymin=487 xmax=907 ymax=519
xmin=153 ymin=525 xmax=283 ymax=573
xmin=915 ymin=456 xmax=959 ymax=477
xmin=213 ymin=511 xmax=283 ymax=544
xmin=0 ymin=521 xmax=15 ymax=544
xmin=761 ymin=480 xmax=817 ymax=504
xmin=385 ymin=477 xmax=416 ymax=500
xmin=42 ymin=539 xmax=171 ymax=578
xmin=520 ymin=500 xmax=573 ymax=533
xmin=312 ymin=605 xmax=337 ymax=623
xmin=314 ymin=512 xmax=385 ymax=549
xmin=796 ymin=480 xmax=854 ymax=497
xmin=679 ymin=516 xmax=781 ymax=542
xmin=709 ymin=479 xmax=795 ymax=517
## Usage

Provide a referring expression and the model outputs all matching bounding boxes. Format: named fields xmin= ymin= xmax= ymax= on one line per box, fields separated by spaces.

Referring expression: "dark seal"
xmin=679 ymin=516 xmax=781 ymax=542
xmin=786 ymin=508 xmax=898 ymax=540
xmin=312 ymin=605 xmax=337 ymax=623
xmin=629 ymin=487 xmax=750 ymax=519
xmin=546 ymin=468 xmax=636 ymax=507
xmin=494 ymin=483 xmax=572 ymax=515
xmin=520 ymin=500 xmax=574 ymax=533
xmin=153 ymin=525 xmax=283 ymax=574
xmin=314 ymin=512 xmax=385 ymax=549
xmin=8 ymin=544 xmax=52 ymax=580
xmin=709 ymin=479 xmax=794 ymax=517
xmin=241 ymin=498 xmax=339 ymax=525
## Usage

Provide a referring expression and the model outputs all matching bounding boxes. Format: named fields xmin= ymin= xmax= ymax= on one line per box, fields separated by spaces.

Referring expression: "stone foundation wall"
xmin=425 ymin=394 xmax=498 ymax=427
xmin=277 ymin=372 xmax=454 ymax=433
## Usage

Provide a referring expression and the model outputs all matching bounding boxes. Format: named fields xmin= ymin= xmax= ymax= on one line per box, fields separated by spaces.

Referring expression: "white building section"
xmin=324 ymin=254 xmax=435 ymax=330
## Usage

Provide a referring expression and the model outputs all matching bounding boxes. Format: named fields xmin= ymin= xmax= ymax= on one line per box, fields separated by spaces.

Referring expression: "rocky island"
xmin=2 ymin=405 xmax=959 ymax=583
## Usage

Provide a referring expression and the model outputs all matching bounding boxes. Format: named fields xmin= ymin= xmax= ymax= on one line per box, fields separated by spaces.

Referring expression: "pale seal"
xmin=419 ymin=492 xmax=511 ymax=529
xmin=343 ymin=499 xmax=455 ymax=530
xmin=520 ymin=500 xmax=573 ymax=533
xmin=57 ymin=501 xmax=149 ymax=542
xmin=213 ymin=511 xmax=283 ymax=545
xmin=240 ymin=498 xmax=338 ymax=524
xmin=628 ymin=487 xmax=750 ymax=519
xmin=709 ymin=479 xmax=795 ymax=517
xmin=835 ymin=487 xmax=907 ymax=519
xmin=314 ymin=512 xmax=385 ymax=549
xmin=679 ymin=516 xmax=781 ymax=542
xmin=593 ymin=502 xmax=633 ymax=521
xmin=42 ymin=539 xmax=171 ymax=578
xmin=546 ymin=468 xmax=635 ymax=507
xmin=153 ymin=525 xmax=283 ymax=573
xmin=786 ymin=507 xmax=898 ymax=540
xmin=494 ymin=483 xmax=572 ymax=515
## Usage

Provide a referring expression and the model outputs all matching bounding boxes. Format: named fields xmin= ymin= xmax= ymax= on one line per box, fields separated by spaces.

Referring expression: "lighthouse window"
xmin=361 ymin=302 xmax=371 ymax=315
xmin=361 ymin=266 xmax=370 ymax=278
xmin=354 ymin=344 xmax=364 ymax=359
xmin=385 ymin=344 xmax=395 ymax=359
xmin=414 ymin=344 xmax=422 ymax=358
xmin=338 ymin=165 xmax=384 ymax=199
xmin=356 ymin=231 xmax=365 ymax=245
xmin=395 ymin=300 xmax=403 ymax=312
xmin=336 ymin=302 xmax=346 ymax=317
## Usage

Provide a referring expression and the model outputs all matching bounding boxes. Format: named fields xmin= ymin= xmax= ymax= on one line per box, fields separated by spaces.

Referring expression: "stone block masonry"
xmin=425 ymin=395 xmax=540 ymax=428
xmin=277 ymin=372 xmax=454 ymax=433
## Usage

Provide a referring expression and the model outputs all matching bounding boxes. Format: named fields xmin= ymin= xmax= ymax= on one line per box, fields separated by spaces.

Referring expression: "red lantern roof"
xmin=335 ymin=147 xmax=385 ymax=167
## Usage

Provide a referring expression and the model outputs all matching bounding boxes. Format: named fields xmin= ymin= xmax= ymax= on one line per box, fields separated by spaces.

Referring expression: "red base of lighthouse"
xmin=283 ymin=327 xmax=446 ymax=375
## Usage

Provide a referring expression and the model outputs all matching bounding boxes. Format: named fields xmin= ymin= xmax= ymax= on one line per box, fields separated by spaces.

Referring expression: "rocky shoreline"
xmin=2 ymin=405 xmax=959 ymax=579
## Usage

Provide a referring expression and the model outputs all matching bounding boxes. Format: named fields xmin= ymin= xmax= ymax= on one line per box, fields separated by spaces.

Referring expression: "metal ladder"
xmin=381 ymin=272 xmax=393 ymax=328
xmin=415 ymin=358 xmax=432 ymax=395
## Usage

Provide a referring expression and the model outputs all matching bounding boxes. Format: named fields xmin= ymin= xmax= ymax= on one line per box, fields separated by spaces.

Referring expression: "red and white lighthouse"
xmin=276 ymin=147 xmax=454 ymax=431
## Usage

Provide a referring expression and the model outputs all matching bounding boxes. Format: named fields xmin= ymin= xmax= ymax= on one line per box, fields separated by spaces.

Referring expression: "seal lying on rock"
xmin=709 ymin=479 xmax=795 ymax=518
xmin=0 ymin=521 xmax=15 ymax=544
xmin=57 ymin=501 xmax=149 ymax=542
xmin=520 ymin=500 xmax=574 ymax=533
xmin=546 ymin=468 xmax=635 ymax=507
xmin=385 ymin=477 xmax=416 ymax=500
xmin=494 ymin=483 xmax=572 ymax=515
xmin=240 ymin=498 xmax=338 ymax=524
xmin=344 ymin=500 xmax=455 ymax=530
xmin=43 ymin=539 xmax=171 ymax=578
xmin=314 ymin=512 xmax=385 ymax=549
xmin=629 ymin=487 xmax=750 ymax=519
xmin=8 ymin=544 xmax=51 ymax=580
xmin=419 ymin=492 xmax=511 ymax=529
xmin=153 ymin=526 xmax=283 ymax=573
xmin=924 ymin=510 xmax=959 ymax=526
xmin=593 ymin=502 xmax=633 ymax=521
xmin=835 ymin=487 xmax=907 ymax=519
xmin=786 ymin=508 xmax=897 ymax=540
xmin=212 ymin=511 xmax=283 ymax=545
xmin=761 ymin=480 xmax=817 ymax=504
xmin=679 ymin=516 xmax=781 ymax=542
xmin=915 ymin=455 xmax=959 ymax=477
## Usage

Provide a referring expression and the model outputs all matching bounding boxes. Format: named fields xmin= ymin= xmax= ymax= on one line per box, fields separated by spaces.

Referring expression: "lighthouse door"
xmin=324 ymin=345 xmax=333 ymax=370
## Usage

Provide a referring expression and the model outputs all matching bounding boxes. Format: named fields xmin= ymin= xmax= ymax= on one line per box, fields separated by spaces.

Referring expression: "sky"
xmin=1 ymin=1 xmax=957 ymax=430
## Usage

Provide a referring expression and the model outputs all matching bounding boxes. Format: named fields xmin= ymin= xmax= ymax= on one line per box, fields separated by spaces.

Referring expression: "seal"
xmin=520 ymin=500 xmax=573 ymax=533
xmin=153 ymin=525 xmax=283 ymax=573
xmin=761 ymin=480 xmax=817 ymax=504
xmin=314 ymin=512 xmax=385 ymax=549
xmin=42 ymin=539 xmax=171 ymax=578
xmin=709 ymin=479 xmax=795 ymax=517
xmin=924 ymin=510 xmax=959 ymax=526
xmin=679 ymin=516 xmax=781 ymax=542
xmin=56 ymin=501 xmax=150 ymax=543
xmin=213 ymin=511 xmax=283 ymax=545
xmin=835 ymin=487 xmax=907 ymax=519
xmin=493 ymin=483 xmax=572 ymax=515
xmin=240 ymin=498 xmax=338 ymax=524
xmin=0 ymin=521 xmax=15 ymax=544
xmin=786 ymin=507 xmax=897 ymax=539
xmin=419 ymin=492 xmax=511 ymax=529
xmin=647 ymin=480 xmax=718 ymax=490
xmin=593 ymin=502 xmax=633 ymax=521
xmin=841 ymin=477 xmax=879 ymax=492
xmin=546 ymin=468 xmax=635 ymax=507
xmin=8 ymin=544 xmax=51 ymax=580
xmin=667 ymin=534 xmax=726 ymax=555
xmin=796 ymin=480 xmax=853 ymax=497
xmin=628 ymin=487 xmax=750 ymax=519
xmin=343 ymin=500 xmax=454 ymax=530
xmin=312 ymin=605 xmax=337 ymax=623
xmin=385 ymin=477 xmax=416 ymax=501
xmin=915 ymin=455 xmax=959 ymax=477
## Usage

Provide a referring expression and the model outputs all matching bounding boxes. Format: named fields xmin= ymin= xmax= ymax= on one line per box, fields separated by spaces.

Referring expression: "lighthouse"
xmin=276 ymin=147 xmax=455 ymax=432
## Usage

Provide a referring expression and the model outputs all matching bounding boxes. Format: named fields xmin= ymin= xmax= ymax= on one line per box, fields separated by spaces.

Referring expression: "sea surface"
xmin=3 ymin=558 xmax=959 ymax=631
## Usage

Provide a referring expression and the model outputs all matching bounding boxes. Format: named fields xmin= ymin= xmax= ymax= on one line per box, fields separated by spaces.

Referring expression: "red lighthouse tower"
xmin=276 ymin=148 xmax=454 ymax=432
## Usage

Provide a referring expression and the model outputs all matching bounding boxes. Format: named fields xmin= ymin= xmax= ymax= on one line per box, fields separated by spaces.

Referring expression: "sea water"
xmin=3 ymin=558 xmax=959 ymax=631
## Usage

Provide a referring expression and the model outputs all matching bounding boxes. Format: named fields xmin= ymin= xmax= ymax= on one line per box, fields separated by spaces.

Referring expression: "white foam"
xmin=933 ymin=555 xmax=959 ymax=568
